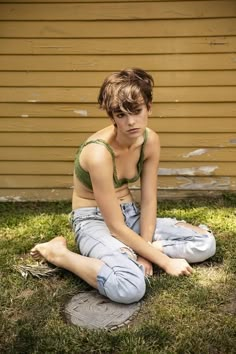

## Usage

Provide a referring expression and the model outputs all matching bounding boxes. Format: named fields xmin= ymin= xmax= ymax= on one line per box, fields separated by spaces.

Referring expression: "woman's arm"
xmin=84 ymin=143 xmax=193 ymax=276
xmin=136 ymin=130 xmax=160 ymax=274
xmin=140 ymin=130 xmax=160 ymax=242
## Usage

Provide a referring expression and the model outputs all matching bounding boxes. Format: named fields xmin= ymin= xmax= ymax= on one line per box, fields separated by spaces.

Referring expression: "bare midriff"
xmin=72 ymin=175 xmax=133 ymax=209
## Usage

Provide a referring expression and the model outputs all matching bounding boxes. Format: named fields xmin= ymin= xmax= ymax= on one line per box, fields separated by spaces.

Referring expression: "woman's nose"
xmin=127 ymin=115 xmax=135 ymax=125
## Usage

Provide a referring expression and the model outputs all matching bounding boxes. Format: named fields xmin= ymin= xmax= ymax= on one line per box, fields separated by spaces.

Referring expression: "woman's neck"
xmin=112 ymin=128 xmax=143 ymax=151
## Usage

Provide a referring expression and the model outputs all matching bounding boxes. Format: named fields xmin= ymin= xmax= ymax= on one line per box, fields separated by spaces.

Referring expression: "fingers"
xmin=181 ymin=264 xmax=193 ymax=276
xmin=146 ymin=263 xmax=153 ymax=277
xmin=144 ymin=265 xmax=153 ymax=277
xmin=182 ymin=268 xmax=192 ymax=276
xmin=146 ymin=269 xmax=153 ymax=277
xmin=166 ymin=258 xmax=194 ymax=277
xmin=137 ymin=256 xmax=153 ymax=277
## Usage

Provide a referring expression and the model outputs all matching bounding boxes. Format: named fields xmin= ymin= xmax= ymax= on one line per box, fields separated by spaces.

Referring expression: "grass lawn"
xmin=0 ymin=194 xmax=236 ymax=354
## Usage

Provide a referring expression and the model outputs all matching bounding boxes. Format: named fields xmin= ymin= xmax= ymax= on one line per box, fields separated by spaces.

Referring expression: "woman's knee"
xmin=203 ymin=234 xmax=216 ymax=259
xmin=97 ymin=252 xmax=146 ymax=304
xmin=189 ymin=234 xmax=216 ymax=263
xmin=113 ymin=270 xmax=146 ymax=304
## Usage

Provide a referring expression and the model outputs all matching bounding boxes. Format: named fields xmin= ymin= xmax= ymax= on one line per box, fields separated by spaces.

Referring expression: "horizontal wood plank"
xmin=130 ymin=175 xmax=236 ymax=190
xmin=0 ymin=175 xmax=235 ymax=190
xmin=0 ymin=147 xmax=235 ymax=163
xmin=0 ymin=188 xmax=73 ymax=202
xmin=1 ymin=117 xmax=235 ymax=133
xmin=1 ymin=71 xmax=236 ymax=87
xmin=1 ymin=2 xmax=235 ymax=20
xmin=0 ymin=161 xmax=73 ymax=175
xmin=161 ymin=149 xmax=236 ymax=162
xmin=1 ymin=161 xmax=235 ymax=175
xmin=1 ymin=37 xmax=235 ymax=55
xmin=0 ymin=188 xmax=234 ymax=203
xmin=0 ymin=132 xmax=235 ymax=148
xmin=158 ymin=176 xmax=236 ymax=190
xmin=0 ymin=175 xmax=72 ymax=188
xmin=1 ymin=103 xmax=235 ymax=118
xmin=131 ymin=189 xmax=236 ymax=201
xmin=0 ymin=54 xmax=236 ymax=71
xmin=1 ymin=19 xmax=235 ymax=38
xmin=1 ymin=87 xmax=236 ymax=103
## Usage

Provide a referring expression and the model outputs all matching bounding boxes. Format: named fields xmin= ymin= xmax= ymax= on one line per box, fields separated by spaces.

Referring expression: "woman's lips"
xmin=127 ymin=128 xmax=140 ymax=133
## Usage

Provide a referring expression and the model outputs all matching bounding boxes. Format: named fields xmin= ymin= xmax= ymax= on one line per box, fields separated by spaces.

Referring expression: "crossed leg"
xmin=31 ymin=237 xmax=104 ymax=288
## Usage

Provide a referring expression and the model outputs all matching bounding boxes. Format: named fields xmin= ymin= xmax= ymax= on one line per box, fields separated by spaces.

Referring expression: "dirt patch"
xmin=16 ymin=288 xmax=35 ymax=299
xmin=221 ymin=291 xmax=236 ymax=315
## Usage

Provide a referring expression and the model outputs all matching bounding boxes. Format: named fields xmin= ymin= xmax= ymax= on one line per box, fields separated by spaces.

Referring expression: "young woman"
xmin=31 ymin=68 xmax=216 ymax=304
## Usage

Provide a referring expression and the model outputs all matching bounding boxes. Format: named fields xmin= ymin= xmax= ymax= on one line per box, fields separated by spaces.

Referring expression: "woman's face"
xmin=112 ymin=103 xmax=151 ymax=138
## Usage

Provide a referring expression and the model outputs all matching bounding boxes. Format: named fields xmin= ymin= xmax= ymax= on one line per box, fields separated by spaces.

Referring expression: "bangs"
xmin=108 ymin=85 xmax=145 ymax=116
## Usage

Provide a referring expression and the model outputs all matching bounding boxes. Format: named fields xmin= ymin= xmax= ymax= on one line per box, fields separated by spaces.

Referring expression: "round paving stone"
xmin=65 ymin=290 xmax=141 ymax=330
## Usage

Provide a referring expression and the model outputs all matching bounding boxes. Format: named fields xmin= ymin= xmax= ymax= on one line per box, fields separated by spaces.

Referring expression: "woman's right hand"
xmin=164 ymin=258 xmax=193 ymax=276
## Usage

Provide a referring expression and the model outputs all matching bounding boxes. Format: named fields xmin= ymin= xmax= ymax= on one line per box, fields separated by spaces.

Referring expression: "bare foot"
xmin=30 ymin=236 xmax=67 ymax=267
xmin=151 ymin=240 xmax=163 ymax=252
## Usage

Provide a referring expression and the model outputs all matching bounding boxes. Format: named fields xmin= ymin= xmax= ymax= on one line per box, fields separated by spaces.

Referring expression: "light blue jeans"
xmin=71 ymin=202 xmax=216 ymax=304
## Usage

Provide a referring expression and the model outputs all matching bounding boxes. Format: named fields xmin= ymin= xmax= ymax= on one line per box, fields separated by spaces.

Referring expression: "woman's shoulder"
xmin=142 ymin=128 xmax=160 ymax=160
xmin=146 ymin=128 xmax=160 ymax=145
xmin=79 ymin=127 xmax=114 ymax=167
xmin=86 ymin=125 xmax=113 ymax=142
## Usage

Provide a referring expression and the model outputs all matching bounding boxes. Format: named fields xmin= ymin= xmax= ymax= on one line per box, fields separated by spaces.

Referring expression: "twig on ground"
xmin=14 ymin=261 xmax=61 ymax=279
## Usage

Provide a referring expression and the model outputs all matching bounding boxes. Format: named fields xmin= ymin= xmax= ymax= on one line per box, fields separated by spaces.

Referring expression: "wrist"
xmin=153 ymin=249 xmax=171 ymax=271
xmin=162 ymin=257 xmax=172 ymax=272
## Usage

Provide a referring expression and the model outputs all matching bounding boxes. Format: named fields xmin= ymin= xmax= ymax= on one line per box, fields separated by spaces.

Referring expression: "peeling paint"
xmin=183 ymin=149 xmax=208 ymax=158
xmin=0 ymin=196 xmax=23 ymax=202
xmin=73 ymin=110 xmax=88 ymax=116
xmin=0 ymin=197 xmax=9 ymax=202
xmin=159 ymin=166 xmax=218 ymax=176
xmin=229 ymin=138 xmax=236 ymax=144
xmin=21 ymin=114 xmax=29 ymax=118
xmin=176 ymin=176 xmax=230 ymax=190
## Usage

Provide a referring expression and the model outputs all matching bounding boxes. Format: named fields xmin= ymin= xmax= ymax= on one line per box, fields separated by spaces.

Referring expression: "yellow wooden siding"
xmin=1 ymin=18 xmax=235 ymax=37
xmin=0 ymin=0 xmax=235 ymax=201
xmin=1 ymin=37 xmax=236 ymax=54
xmin=1 ymin=2 xmax=235 ymax=20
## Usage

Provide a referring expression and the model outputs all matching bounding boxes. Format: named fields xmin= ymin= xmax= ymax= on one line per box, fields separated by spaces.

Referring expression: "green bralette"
xmin=74 ymin=129 xmax=148 ymax=190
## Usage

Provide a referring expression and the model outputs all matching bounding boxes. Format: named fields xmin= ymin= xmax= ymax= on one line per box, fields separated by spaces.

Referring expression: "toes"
xmin=31 ymin=253 xmax=42 ymax=261
xmin=30 ymin=247 xmax=41 ymax=259
xmin=30 ymin=245 xmax=37 ymax=253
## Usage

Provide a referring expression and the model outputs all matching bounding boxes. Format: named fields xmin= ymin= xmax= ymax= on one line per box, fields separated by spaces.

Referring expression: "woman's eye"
xmin=117 ymin=113 xmax=125 ymax=118
xmin=134 ymin=109 xmax=141 ymax=115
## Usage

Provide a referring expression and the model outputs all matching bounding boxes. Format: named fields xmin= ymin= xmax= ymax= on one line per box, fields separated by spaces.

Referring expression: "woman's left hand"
xmin=137 ymin=256 xmax=153 ymax=276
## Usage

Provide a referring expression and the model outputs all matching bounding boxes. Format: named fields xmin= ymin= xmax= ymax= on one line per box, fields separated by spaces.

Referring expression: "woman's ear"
xmin=147 ymin=104 xmax=152 ymax=115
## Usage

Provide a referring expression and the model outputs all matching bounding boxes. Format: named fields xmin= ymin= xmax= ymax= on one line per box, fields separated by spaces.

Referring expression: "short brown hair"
xmin=98 ymin=68 xmax=154 ymax=117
